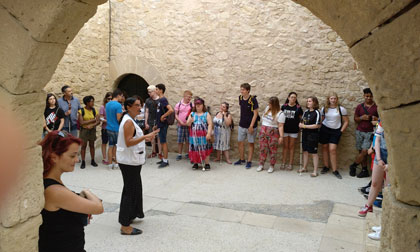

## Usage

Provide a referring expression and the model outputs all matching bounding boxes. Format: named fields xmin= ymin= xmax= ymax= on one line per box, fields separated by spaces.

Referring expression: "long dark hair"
xmin=103 ymin=92 xmax=112 ymax=106
xmin=284 ymin=91 xmax=299 ymax=106
xmin=45 ymin=93 xmax=58 ymax=111
xmin=119 ymin=97 xmax=139 ymax=124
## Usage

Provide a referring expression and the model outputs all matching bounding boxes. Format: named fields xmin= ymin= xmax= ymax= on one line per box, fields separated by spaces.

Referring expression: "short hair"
xmin=103 ymin=92 xmax=112 ymax=105
xmin=112 ymin=89 xmax=123 ymax=98
xmin=184 ymin=90 xmax=193 ymax=96
xmin=82 ymin=95 xmax=94 ymax=105
xmin=147 ymin=85 xmax=156 ymax=92
xmin=363 ymin=88 xmax=372 ymax=95
xmin=240 ymin=83 xmax=251 ymax=91
xmin=156 ymin=83 xmax=166 ymax=93
xmin=308 ymin=96 xmax=320 ymax=110
xmin=61 ymin=85 xmax=70 ymax=93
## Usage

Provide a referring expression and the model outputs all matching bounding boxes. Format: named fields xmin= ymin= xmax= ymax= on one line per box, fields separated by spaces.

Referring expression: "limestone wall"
xmin=46 ymin=0 xmax=368 ymax=168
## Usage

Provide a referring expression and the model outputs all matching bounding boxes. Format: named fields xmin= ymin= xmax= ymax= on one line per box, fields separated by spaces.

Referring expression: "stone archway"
xmin=116 ymin=73 xmax=150 ymax=102
xmin=1 ymin=1 xmax=419 ymax=251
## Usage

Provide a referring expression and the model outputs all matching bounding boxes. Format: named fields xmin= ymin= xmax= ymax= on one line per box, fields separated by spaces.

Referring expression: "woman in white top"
xmin=319 ymin=92 xmax=349 ymax=179
xmin=213 ymin=102 xmax=233 ymax=164
xmin=257 ymin=97 xmax=285 ymax=173
xmin=116 ymin=97 xmax=159 ymax=235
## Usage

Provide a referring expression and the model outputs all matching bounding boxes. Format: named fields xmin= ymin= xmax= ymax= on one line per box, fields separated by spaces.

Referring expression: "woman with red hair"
xmin=38 ymin=131 xmax=103 ymax=252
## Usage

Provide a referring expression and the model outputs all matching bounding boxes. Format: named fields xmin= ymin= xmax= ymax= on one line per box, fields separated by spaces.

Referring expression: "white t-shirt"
xmin=261 ymin=106 xmax=285 ymax=128
xmin=321 ymin=106 xmax=347 ymax=129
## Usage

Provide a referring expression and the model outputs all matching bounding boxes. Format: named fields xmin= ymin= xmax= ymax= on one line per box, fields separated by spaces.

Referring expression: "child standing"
xmin=299 ymin=96 xmax=322 ymax=177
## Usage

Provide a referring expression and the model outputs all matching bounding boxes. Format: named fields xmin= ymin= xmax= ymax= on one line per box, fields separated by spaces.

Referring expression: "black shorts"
xmin=302 ymin=131 xmax=319 ymax=154
xmin=101 ymin=129 xmax=108 ymax=144
xmin=319 ymin=125 xmax=342 ymax=145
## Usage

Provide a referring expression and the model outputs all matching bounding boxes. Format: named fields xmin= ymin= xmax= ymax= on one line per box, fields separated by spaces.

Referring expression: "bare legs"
xmin=282 ymin=136 xmax=296 ymax=165
xmin=215 ymin=150 xmax=232 ymax=164
xmin=367 ymin=163 xmax=385 ymax=207
xmin=101 ymin=143 xmax=107 ymax=161
xmin=322 ymin=143 xmax=338 ymax=171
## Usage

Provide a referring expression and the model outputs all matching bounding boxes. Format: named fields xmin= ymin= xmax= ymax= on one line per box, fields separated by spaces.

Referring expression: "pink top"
xmin=100 ymin=105 xmax=107 ymax=129
xmin=174 ymin=100 xmax=192 ymax=126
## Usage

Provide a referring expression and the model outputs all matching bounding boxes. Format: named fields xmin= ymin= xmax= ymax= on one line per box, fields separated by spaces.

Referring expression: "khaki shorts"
xmin=79 ymin=128 xmax=97 ymax=142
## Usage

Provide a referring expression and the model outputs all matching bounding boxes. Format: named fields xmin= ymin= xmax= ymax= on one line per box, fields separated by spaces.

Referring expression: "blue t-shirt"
xmin=105 ymin=101 xmax=122 ymax=132
xmin=156 ymin=97 xmax=169 ymax=128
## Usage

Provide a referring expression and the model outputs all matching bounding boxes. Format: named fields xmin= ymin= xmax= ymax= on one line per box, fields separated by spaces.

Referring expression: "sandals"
xmin=298 ymin=167 xmax=307 ymax=173
xmin=279 ymin=163 xmax=286 ymax=170
xmin=286 ymin=164 xmax=293 ymax=171
xmin=147 ymin=152 xmax=157 ymax=158
xmin=310 ymin=172 xmax=318 ymax=177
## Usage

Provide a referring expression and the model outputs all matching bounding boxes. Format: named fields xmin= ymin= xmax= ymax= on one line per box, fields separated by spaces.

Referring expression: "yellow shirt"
xmin=78 ymin=108 xmax=98 ymax=129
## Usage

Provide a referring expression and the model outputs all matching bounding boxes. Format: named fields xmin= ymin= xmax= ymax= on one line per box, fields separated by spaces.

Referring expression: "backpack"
xmin=81 ymin=107 xmax=96 ymax=117
xmin=163 ymin=103 xmax=175 ymax=125
xmin=322 ymin=106 xmax=343 ymax=129
xmin=239 ymin=95 xmax=261 ymax=122
xmin=176 ymin=100 xmax=193 ymax=121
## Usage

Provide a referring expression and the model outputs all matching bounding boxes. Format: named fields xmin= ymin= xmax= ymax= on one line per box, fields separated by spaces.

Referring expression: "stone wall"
xmin=46 ymin=0 xmax=368 ymax=169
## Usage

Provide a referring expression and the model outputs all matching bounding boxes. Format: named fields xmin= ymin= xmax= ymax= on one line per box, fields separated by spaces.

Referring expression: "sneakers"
xmin=192 ymin=163 xmax=199 ymax=170
xmin=158 ymin=161 xmax=169 ymax=168
xmin=358 ymin=185 xmax=371 ymax=195
xmin=373 ymin=199 xmax=382 ymax=208
xmin=332 ymin=170 xmax=342 ymax=179
xmin=358 ymin=204 xmax=373 ymax=217
xmin=368 ymin=230 xmax=381 ymax=240
xmin=204 ymin=164 xmax=211 ymax=170
xmin=113 ymin=163 xmax=119 ymax=169
xmin=349 ymin=163 xmax=357 ymax=177
xmin=371 ymin=226 xmax=381 ymax=233
xmin=185 ymin=153 xmax=189 ymax=159
xmin=156 ymin=160 xmax=163 ymax=165
xmin=102 ymin=159 xmax=109 ymax=165
xmin=256 ymin=165 xmax=264 ymax=172
xmin=267 ymin=167 xmax=274 ymax=173
xmin=321 ymin=166 xmax=330 ymax=174
xmin=245 ymin=162 xmax=252 ymax=169
xmin=176 ymin=155 xmax=182 ymax=161
xmin=91 ymin=160 xmax=98 ymax=167
xmin=357 ymin=168 xmax=370 ymax=178
xmin=81 ymin=160 xmax=86 ymax=169
xmin=234 ymin=159 xmax=245 ymax=165
xmin=279 ymin=163 xmax=286 ymax=170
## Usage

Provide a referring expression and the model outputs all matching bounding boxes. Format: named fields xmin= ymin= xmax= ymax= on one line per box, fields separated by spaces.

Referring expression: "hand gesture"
xmin=299 ymin=123 xmax=304 ymax=128
xmin=248 ymin=127 xmax=254 ymax=134
xmin=278 ymin=137 xmax=283 ymax=145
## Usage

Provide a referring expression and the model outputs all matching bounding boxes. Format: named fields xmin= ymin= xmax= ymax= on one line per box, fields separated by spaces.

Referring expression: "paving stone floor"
xmin=63 ymin=150 xmax=382 ymax=252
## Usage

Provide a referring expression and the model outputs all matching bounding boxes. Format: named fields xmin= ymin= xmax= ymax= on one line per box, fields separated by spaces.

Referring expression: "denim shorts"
xmin=238 ymin=126 xmax=257 ymax=143
xmin=159 ymin=124 xmax=168 ymax=144
xmin=101 ymin=129 xmax=109 ymax=144
xmin=108 ymin=130 xmax=118 ymax=146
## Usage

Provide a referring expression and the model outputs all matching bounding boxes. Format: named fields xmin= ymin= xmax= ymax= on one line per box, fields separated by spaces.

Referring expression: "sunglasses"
xmin=52 ymin=131 xmax=69 ymax=148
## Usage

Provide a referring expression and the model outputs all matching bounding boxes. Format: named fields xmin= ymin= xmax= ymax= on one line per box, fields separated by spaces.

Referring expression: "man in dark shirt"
xmin=155 ymin=84 xmax=173 ymax=168
xmin=144 ymin=85 xmax=160 ymax=157
xmin=349 ymin=88 xmax=379 ymax=178
xmin=234 ymin=83 xmax=259 ymax=169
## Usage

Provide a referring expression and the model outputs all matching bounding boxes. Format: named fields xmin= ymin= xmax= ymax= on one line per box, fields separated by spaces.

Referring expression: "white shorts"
xmin=238 ymin=126 xmax=258 ymax=143
xmin=284 ymin=133 xmax=298 ymax=138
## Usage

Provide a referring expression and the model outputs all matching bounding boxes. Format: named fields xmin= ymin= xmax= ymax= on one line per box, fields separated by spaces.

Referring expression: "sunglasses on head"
xmin=52 ymin=131 xmax=69 ymax=148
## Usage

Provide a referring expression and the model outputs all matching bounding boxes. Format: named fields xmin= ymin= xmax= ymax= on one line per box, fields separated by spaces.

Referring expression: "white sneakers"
xmin=109 ymin=163 xmax=119 ymax=170
xmin=368 ymin=226 xmax=381 ymax=241
xmin=257 ymin=166 xmax=274 ymax=173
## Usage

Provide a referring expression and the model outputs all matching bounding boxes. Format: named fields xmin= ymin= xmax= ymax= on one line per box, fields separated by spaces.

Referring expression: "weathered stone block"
xmin=293 ymin=0 xmax=413 ymax=46
xmin=350 ymin=4 xmax=420 ymax=110
xmin=380 ymin=103 xmax=420 ymax=206
xmin=0 ymin=146 xmax=44 ymax=227
xmin=0 ymin=215 xmax=42 ymax=252
xmin=381 ymin=188 xmax=420 ymax=252
xmin=1 ymin=0 xmax=106 ymax=44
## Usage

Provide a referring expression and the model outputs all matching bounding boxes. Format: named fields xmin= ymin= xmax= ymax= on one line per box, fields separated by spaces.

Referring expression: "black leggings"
xmin=118 ymin=163 xmax=144 ymax=226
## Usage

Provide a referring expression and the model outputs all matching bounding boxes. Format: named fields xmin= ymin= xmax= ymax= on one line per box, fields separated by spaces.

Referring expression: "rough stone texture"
xmin=0 ymin=0 xmax=105 ymax=251
xmin=380 ymin=188 xmax=420 ymax=252
xmin=380 ymin=103 xmax=420 ymax=206
xmin=0 ymin=215 xmax=42 ymax=252
xmin=46 ymin=0 xmax=368 ymax=168
xmin=293 ymin=0 xmax=413 ymax=46
xmin=45 ymin=3 xmax=110 ymax=105
xmin=350 ymin=3 xmax=420 ymax=110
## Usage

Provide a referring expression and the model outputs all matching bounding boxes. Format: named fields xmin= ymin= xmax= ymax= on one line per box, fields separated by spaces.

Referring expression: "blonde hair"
xmin=184 ymin=90 xmax=193 ymax=96
xmin=147 ymin=85 xmax=156 ymax=92
xmin=324 ymin=92 xmax=340 ymax=113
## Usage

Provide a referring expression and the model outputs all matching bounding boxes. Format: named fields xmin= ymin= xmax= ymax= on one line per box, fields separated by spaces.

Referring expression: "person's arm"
xmin=206 ymin=112 xmax=213 ymax=140
xmin=123 ymin=120 xmax=159 ymax=147
xmin=161 ymin=104 xmax=174 ymax=122
xmin=174 ymin=103 xmax=181 ymax=123
xmin=186 ymin=113 xmax=194 ymax=126
xmin=278 ymin=122 xmax=284 ymax=145
xmin=144 ymin=107 xmax=150 ymax=130
xmin=341 ymin=115 xmax=349 ymax=132
xmin=58 ymin=118 xmax=64 ymax=131
xmin=44 ymin=185 xmax=103 ymax=215
xmin=225 ymin=114 xmax=232 ymax=127
xmin=374 ymin=134 xmax=385 ymax=168
xmin=95 ymin=111 xmax=101 ymax=126
xmin=43 ymin=116 xmax=51 ymax=132
xmin=248 ymin=108 xmax=259 ymax=133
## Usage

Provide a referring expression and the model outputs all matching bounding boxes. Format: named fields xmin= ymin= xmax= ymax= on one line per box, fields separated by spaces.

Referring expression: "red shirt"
xmin=355 ymin=103 xmax=378 ymax=132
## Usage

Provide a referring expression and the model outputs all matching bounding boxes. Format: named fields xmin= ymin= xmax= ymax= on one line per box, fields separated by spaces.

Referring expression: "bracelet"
xmin=377 ymin=159 xmax=382 ymax=161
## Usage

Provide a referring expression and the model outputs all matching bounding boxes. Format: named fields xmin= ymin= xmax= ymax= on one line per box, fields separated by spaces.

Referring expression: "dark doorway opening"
xmin=117 ymin=74 xmax=149 ymax=102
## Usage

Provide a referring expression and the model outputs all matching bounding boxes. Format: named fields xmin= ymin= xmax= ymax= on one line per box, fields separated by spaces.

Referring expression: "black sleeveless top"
xmin=38 ymin=179 xmax=87 ymax=252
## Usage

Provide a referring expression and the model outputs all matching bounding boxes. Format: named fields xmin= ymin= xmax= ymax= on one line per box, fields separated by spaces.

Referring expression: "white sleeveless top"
xmin=116 ymin=114 xmax=146 ymax=166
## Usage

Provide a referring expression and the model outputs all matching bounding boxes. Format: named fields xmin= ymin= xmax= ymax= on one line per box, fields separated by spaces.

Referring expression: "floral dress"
xmin=189 ymin=112 xmax=213 ymax=163
xmin=213 ymin=113 xmax=231 ymax=151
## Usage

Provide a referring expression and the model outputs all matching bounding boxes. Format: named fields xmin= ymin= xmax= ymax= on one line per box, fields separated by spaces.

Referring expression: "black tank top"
xmin=38 ymin=179 xmax=87 ymax=252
